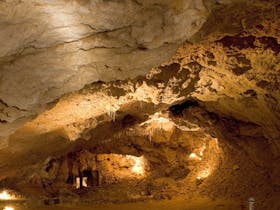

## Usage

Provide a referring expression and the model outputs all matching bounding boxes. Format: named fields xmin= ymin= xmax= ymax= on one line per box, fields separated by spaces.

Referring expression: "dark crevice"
xmin=258 ymin=36 xmax=280 ymax=54
xmin=0 ymin=119 xmax=8 ymax=123
xmin=217 ymin=35 xmax=280 ymax=54
xmin=169 ymin=99 xmax=199 ymax=116
xmin=218 ymin=35 xmax=256 ymax=49
xmin=0 ymin=98 xmax=28 ymax=112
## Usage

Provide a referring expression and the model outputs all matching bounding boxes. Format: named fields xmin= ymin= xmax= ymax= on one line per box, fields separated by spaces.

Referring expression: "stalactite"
xmin=148 ymin=127 xmax=153 ymax=143
xmin=106 ymin=104 xmax=117 ymax=122
xmin=111 ymin=109 xmax=116 ymax=122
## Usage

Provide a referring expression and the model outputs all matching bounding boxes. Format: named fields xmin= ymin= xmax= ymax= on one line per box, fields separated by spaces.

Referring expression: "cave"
xmin=0 ymin=0 xmax=279 ymax=210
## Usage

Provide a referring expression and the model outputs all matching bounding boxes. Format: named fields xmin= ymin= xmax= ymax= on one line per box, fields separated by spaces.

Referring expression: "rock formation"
xmin=0 ymin=0 xmax=279 ymax=209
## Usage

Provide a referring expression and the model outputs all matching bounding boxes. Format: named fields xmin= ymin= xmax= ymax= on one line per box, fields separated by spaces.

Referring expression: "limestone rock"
xmin=0 ymin=0 xmax=210 ymax=139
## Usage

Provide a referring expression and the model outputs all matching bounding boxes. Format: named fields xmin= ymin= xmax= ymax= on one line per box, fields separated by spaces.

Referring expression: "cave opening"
xmin=74 ymin=169 xmax=100 ymax=189
xmin=65 ymin=150 xmax=148 ymax=192
xmin=84 ymin=169 xmax=99 ymax=187
xmin=74 ymin=169 xmax=101 ymax=189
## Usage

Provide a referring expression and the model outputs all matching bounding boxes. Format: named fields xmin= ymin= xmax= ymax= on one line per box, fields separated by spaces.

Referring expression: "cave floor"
xmin=19 ymin=198 xmax=246 ymax=210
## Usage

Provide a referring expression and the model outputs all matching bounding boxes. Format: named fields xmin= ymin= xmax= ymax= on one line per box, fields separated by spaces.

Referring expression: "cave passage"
xmin=0 ymin=0 xmax=279 ymax=209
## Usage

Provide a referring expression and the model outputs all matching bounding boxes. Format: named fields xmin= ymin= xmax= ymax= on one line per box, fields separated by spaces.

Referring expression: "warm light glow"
xmin=141 ymin=112 xmax=175 ymax=134
xmin=197 ymin=169 xmax=210 ymax=179
xmin=0 ymin=191 xmax=12 ymax=200
xmin=150 ymin=112 xmax=171 ymax=124
xmin=82 ymin=177 xmax=88 ymax=187
xmin=198 ymin=144 xmax=206 ymax=156
xmin=75 ymin=177 xmax=88 ymax=189
xmin=126 ymin=155 xmax=145 ymax=175
xmin=132 ymin=157 xmax=144 ymax=175
xmin=141 ymin=112 xmax=171 ymax=125
xmin=191 ymin=138 xmax=222 ymax=183
xmin=75 ymin=177 xmax=79 ymax=189
xmin=3 ymin=206 xmax=14 ymax=210
xmin=189 ymin=152 xmax=202 ymax=161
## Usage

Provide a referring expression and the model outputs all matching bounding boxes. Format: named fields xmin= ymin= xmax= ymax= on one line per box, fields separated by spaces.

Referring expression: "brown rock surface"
xmin=0 ymin=0 xmax=279 ymax=209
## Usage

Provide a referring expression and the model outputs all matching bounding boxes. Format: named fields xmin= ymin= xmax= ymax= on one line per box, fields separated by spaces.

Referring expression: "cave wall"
xmin=0 ymin=0 xmax=279 ymax=209
xmin=0 ymin=0 xmax=211 ymax=139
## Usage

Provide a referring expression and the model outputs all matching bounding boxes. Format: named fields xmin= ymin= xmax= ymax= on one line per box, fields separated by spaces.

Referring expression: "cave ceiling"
xmin=0 ymin=0 xmax=279 ymax=170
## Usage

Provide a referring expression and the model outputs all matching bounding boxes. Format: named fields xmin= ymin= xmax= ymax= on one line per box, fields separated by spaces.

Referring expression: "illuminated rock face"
xmin=0 ymin=0 xmax=279 ymax=209
xmin=0 ymin=0 xmax=210 ymax=138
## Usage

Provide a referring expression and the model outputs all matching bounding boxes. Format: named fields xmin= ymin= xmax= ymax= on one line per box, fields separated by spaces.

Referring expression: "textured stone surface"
xmin=0 ymin=0 xmax=210 ymax=139
xmin=7 ymin=0 xmax=280 ymax=149
xmin=0 ymin=0 xmax=279 ymax=208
